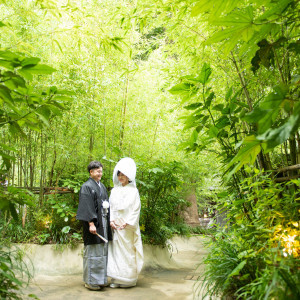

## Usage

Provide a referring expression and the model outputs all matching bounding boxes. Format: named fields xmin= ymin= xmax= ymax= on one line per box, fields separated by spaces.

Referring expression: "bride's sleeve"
xmin=109 ymin=189 xmax=116 ymax=222
xmin=125 ymin=189 xmax=141 ymax=227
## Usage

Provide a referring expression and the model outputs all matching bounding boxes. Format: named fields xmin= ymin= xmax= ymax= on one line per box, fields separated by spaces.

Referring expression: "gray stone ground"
xmin=22 ymin=236 xmax=210 ymax=300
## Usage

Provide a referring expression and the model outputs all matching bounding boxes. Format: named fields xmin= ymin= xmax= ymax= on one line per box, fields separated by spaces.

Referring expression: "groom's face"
xmin=90 ymin=167 xmax=103 ymax=182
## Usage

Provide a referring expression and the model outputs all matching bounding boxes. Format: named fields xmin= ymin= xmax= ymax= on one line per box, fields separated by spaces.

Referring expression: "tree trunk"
xmin=289 ymin=136 xmax=297 ymax=175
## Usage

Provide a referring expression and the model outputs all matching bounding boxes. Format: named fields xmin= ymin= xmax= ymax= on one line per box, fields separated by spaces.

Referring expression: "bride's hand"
xmin=110 ymin=221 xmax=118 ymax=230
xmin=119 ymin=223 xmax=128 ymax=230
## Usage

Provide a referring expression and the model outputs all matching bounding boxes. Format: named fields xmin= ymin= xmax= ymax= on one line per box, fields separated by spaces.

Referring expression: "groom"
xmin=76 ymin=160 xmax=112 ymax=290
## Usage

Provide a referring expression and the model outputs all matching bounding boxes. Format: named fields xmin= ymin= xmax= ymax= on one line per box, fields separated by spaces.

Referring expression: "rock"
xmin=182 ymin=191 xmax=200 ymax=227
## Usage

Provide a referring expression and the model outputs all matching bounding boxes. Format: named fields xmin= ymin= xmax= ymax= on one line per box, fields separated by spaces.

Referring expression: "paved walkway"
xmin=23 ymin=236 xmax=209 ymax=300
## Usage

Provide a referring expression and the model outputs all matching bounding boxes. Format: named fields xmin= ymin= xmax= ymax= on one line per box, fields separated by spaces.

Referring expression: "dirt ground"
xmin=23 ymin=236 xmax=211 ymax=300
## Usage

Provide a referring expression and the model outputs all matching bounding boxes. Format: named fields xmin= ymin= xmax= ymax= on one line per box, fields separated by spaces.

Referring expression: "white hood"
xmin=113 ymin=157 xmax=136 ymax=187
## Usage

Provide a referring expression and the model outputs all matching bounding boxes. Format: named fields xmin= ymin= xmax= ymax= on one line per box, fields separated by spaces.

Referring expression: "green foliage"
xmin=0 ymin=242 xmax=34 ymax=300
xmin=0 ymin=186 xmax=34 ymax=220
xmin=0 ymin=49 xmax=72 ymax=170
xmin=138 ymin=160 xmax=189 ymax=246
xmin=1 ymin=193 xmax=81 ymax=246
xmin=197 ymin=173 xmax=300 ymax=299
xmin=48 ymin=195 xmax=77 ymax=223
xmin=59 ymin=173 xmax=88 ymax=194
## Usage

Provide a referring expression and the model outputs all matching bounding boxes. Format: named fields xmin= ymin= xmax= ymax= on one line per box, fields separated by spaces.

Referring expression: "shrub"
xmin=0 ymin=242 xmax=34 ymax=300
xmin=197 ymin=172 xmax=300 ymax=299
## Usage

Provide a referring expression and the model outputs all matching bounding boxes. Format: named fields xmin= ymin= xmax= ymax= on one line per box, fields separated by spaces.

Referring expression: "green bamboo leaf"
xmin=9 ymin=121 xmax=26 ymax=137
xmin=205 ymin=27 xmax=241 ymax=45
xmin=225 ymin=87 xmax=233 ymax=101
xmin=211 ymin=104 xmax=223 ymax=112
xmin=226 ymin=260 xmax=247 ymax=283
xmin=191 ymin=0 xmax=212 ymax=17
xmin=205 ymin=92 xmax=214 ymax=107
xmin=53 ymin=39 xmax=63 ymax=53
xmin=0 ymin=149 xmax=15 ymax=160
xmin=242 ymin=106 xmax=269 ymax=123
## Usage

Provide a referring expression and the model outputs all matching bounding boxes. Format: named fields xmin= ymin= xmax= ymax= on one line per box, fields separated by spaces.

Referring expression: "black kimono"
xmin=76 ymin=177 xmax=112 ymax=285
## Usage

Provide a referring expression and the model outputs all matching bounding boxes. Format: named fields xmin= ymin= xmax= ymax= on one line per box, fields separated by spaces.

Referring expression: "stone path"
xmin=23 ymin=236 xmax=210 ymax=300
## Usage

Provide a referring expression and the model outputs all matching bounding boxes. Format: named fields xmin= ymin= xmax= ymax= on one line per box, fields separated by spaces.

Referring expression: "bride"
xmin=107 ymin=157 xmax=143 ymax=288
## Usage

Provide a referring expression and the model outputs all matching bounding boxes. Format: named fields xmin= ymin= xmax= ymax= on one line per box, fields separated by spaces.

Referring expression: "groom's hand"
xmin=89 ymin=222 xmax=97 ymax=234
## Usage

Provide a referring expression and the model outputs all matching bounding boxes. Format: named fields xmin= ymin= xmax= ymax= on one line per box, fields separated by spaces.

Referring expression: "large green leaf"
xmin=0 ymin=85 xmax=13 ymax=103
xmin=243 ymin=84 xmax=288 ymax=133
xmin=0 ymin=51 xmax=20 ymax=61
xmin=20 ymin=57 xmax=41 ymax=67
xmin=0 ymin=59 xmax=16 ymax=70
xmin=256 ymin=0 xmax=294 ymax=22
xmin=257 ymin=111 xmax=300 ymax=151
xmin=36 ymin=106 xmax=51 ymax=126
xmin=216 ymin=116 xmax=231 ymax=129
xmin=3 ymin=74 xmax=26 ymax=90
xmin=208 ymin=126 xmax=219 ymax=138
xmin=197 ymin=63 xmax=212 ymax=85
xmin=21 ymin=64 xmax=56 ymax=75
xmin=46 ymin=104 xmax=63 ymax=116
xmin=183 ymin=103 xmax=202 ymax=110
xmin=169 ymin=83 xmax=196 ymax=95
xmin=205 ymin=7 xmax=256 ymax=47
xmin=169 ymin=82 xmax=198 ymax=102
xmin=191 ymin=0 xmax=240 ymax=18
xmin=211 ymin=6 xmax=254 ymax=27
xmin=17 ymin=68 xmax=33 ymax=81
xmin=242 ymin=106 xmax=272 ymax=129
xmin=260 ymin=84 xmax=288 ymax=109
xmin=227 ymin=136 xmax=263 ymax=176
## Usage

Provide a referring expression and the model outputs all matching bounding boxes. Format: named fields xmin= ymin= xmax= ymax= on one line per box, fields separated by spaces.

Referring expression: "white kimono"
xmin=107 ymin=185 xmax=143 ymax=286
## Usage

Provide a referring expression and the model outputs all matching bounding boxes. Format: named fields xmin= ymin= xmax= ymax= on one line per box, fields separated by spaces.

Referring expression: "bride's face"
xmin=117 ymin=171 xmax=129 ymax=186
